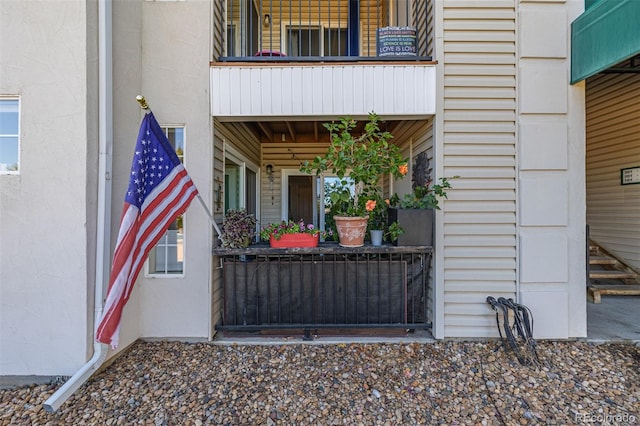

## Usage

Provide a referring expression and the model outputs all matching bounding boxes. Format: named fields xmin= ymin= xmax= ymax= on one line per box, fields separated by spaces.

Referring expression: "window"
xmin=147 ymin=126 xmax=186 ymax=276
xmin=319 ymin=176 xmax=354 ymax=240
xmin=227 ymin=24 xmax=239 ymax=56
xmin=283 ymin=171 xmax=353 ymax=241
xmin=225 ymin=0 xmax=259 ymax=57
xmin=284 ymin=25 xmax=348 ymax=56
xmin=0 ymin=98 xmax=19 ymax=173
xmin=224 ymin=144 xmax=259 ymax=239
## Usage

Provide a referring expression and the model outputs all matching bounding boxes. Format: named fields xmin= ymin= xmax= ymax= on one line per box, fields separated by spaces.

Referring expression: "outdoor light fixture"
xmin=266 ymin=164 xmax=274 ymax=183
xmin=263 ymin=14 xmax=270 ymax=27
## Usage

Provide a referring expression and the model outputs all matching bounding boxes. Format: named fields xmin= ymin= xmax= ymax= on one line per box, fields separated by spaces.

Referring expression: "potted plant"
xmin=364 ymin=195 xmax=404 ymax=246
xmin=388 ymin=152 xmax=454 ymax=246
xmin=300 ymin=113 xmax=407 ymax=247
xmin=260 ymin=219 xmax=332 ymax=248
xmin=366 ymin=197 xmax=385 ymax=246
xmin=220 ymin=208 xmax=257 ymax=248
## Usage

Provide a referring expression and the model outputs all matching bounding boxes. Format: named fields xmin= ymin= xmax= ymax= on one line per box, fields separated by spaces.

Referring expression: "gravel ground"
xmin=1 ymin=340 xmax=639 ymax=425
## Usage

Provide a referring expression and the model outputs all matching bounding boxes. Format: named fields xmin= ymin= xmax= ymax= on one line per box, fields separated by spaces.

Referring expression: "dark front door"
xmin=288 ymin=175 xmax=313 ymax=224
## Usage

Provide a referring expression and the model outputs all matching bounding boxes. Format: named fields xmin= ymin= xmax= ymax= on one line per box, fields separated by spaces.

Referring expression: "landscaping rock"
xmin=1 ymin=341 xmax=638 ymax=425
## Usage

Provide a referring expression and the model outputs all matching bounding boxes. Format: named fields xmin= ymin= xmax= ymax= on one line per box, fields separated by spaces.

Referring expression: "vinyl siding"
xmin=391 ymin=119 xmax=435 ymax=324
xmin=440 ymin=0 xmax=517 ymax=337
xmin=216 ymin=121 xmax=262 ymax=165
xmin=211 ymin=120 xmax=262 ymax=330
xmin=414 ymin=0 xmax=431 ymax=57
xmin=586 ymin=73 xmax=640 ymax=270
xmin=260 ymin=142 xmax=331 ymax=225
xmin=212 ymin=0 xmax=225 ymax=59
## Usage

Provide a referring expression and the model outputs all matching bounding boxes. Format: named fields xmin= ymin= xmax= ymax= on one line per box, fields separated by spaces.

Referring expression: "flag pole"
xmin=135 ymin=94 xmax=150 ymax=110
xmin=136 ymin=95 xmax=222 ymax=239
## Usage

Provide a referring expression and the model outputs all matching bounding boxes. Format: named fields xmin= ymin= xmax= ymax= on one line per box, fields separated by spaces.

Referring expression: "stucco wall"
xmin=517 ymin=0 xmax=586 ymax=339
xmin=135 ymin=0 xmax=213 ymax=340
xmin=109 ymin=0 xmax=144 ymax=353
xmin=106 ymin=0 xmax=215 ymax=349
xmin=0 ymin=1 xmax=96 ymax=376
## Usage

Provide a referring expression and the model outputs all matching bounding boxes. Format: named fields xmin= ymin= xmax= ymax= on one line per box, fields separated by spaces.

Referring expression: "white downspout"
xmin=44 ymin=0 xmax=112 ymax=412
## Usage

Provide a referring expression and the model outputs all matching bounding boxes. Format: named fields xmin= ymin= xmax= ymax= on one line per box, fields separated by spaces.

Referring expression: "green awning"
xmin=571 ymin=0 xmax=640 ymax=84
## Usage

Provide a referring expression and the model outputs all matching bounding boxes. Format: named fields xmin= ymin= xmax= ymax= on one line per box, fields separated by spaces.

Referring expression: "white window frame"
xmin=145 ymin=124 xmax=187 ymax=278
xmin=280 ymin=19 xmax=368 ymax=57
xmin=226 ymin=23 xmax=241 ymax=56
xmin=280 ymin=21 xmax=348 ymax=57
xmin=281 ymin=169 xmax=319 ymax=225
xmin=223 ymin=142 xmax=261 ymax=239
xmin=224 ymin=145 xmax=246 ymax=211
xmin=0 ymin=97 xmax=20 ymax=175
xmin=283 ymin=170 xmax=354 ymax=236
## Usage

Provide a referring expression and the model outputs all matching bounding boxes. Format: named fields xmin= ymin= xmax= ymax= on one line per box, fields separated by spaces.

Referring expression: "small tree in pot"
xmin=300 ymin=113 xmax=407 ymax=246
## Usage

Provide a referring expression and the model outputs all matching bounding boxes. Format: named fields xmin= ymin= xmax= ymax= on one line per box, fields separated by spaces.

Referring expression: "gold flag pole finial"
xmin=136 ymin=95 xmax=150 ymax=110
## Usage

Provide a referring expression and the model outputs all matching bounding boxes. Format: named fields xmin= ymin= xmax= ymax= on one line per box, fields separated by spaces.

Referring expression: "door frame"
xmin=283 ymin=170 xmax=347 ymax=233
xmin=281 ymin=169 xmax=318 ymax=225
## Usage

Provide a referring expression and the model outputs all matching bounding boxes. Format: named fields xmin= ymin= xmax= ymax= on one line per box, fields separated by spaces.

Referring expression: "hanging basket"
xmin=334 ymin=216 xmax=369 ymax=247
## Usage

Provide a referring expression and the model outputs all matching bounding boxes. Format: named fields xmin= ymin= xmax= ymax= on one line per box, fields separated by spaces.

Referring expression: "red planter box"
xmin=269 ymin=233 xmax=319 ymax=248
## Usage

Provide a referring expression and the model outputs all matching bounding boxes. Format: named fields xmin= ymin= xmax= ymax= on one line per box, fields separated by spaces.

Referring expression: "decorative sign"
xmin=376 ymin=26 xmax=417 ymax=57
xmin=621 ymin=166 xmax=640 ymax=185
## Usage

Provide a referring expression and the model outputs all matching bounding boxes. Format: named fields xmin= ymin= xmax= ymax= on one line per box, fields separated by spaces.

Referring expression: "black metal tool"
xmin=486 ymin=296 xmax=539 ymax=366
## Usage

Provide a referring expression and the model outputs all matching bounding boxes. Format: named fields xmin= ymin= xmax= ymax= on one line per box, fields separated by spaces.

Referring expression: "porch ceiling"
xmin=243 ymin=118 xmax=402 ymax=144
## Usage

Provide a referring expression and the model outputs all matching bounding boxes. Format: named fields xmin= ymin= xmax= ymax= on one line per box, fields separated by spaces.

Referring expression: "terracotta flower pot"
xmin=334 ymin=216 xmax=369 ymax=247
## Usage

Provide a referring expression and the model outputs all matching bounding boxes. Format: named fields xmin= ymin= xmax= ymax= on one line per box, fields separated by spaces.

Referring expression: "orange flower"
xmin=365 ymin=200 xmax=377 ymax=212
xmin=399 ymin=164 xmax=409 ymax=176
xmin=385 ymin=199 xmax=390 ymax=205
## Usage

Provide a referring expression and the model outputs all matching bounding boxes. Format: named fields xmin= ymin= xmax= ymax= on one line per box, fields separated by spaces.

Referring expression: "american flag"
xmin=96 ymin=112 xmax=198 ymax=348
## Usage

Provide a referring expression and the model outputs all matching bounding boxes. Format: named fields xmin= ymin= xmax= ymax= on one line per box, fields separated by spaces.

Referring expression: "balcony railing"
xmin=216 ymin=0 xmax=432 ymax=62
xmin=212 ymin=243 xmax=432 ymax=337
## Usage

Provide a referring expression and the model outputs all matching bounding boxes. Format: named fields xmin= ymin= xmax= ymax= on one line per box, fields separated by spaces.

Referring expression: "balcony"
xmin=212 ymin=243 xmax=432 ymax=337
xmin=214 ymin=0 xmax=432 ymax=62
xmin=211 ymin=3 xmax=435 ymax=119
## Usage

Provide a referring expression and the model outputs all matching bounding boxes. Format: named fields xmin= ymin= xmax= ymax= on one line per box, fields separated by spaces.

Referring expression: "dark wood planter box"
xmin=388 ymin=208 xmax=434 ymax=246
